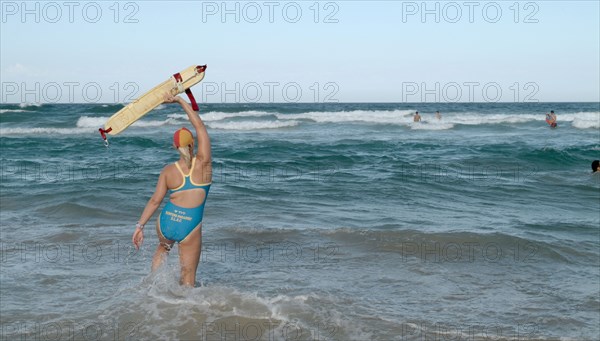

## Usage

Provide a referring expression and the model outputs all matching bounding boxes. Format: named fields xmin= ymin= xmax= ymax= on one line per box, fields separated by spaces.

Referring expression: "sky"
xmin=1 ymin=0 xmax=599 ymax=103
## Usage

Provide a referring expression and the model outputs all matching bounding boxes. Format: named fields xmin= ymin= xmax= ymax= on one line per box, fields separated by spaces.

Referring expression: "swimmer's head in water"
xmin=592 ymin=160 xmax=600 ymax=172
xmin=174 ymin=127 xmax=194 ymax=148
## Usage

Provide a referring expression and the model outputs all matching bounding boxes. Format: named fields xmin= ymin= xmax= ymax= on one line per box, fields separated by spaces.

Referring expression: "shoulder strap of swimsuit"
xmin=190 ymin=158 xmax=196 ymax=176
xmin=174 ymin=158 xmax=196 ymax=177
xmin=174 ymin=161 xmax=186 ymax=177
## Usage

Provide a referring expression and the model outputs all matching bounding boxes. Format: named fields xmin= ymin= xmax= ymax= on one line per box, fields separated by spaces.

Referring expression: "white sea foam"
xmin=204 ymin=111 xmax=275 ymax=122
xmin=166 ymin=113 xmax=188 ymax=120
xmin=18 ymin=102 xmax=42 ymax=108
xmin=0 ymin=109 xmax=29 ymax=114
xmin=3 ymin=111 xmax=598 ymax=137
xmin=168 ymin=111 xmax=274 ymax=122
xmin=70 ymin=110 xmax=600 ymax=132
xmin=273 ymin=110 xmax=600 ymax=129
xmin=76 ymin=115 xmax=181 ymax=129
xmin=447 ymin=113 xmax=542 ymax=125
xmin=131 ymin=118 xmax=179 ymax=127
xmin=131 ymin=265 xmax=375 ymax=340
xmin=207 ymin=120 xmax=299 ymax=130
xmin=275 ymin=110 xmax=414 ymax=124
xmin=274 ymin=110 xmax=541 ymax=126
xmin=141 ymin=266 xmax=319 ymax=321
xmin=569 ymin=112 xmax=600 ymax=129
xmin=76 ymin=116 xmax=109 ymax=128
xmin=0 ymin=114 xmax=182 ymax=136
xmin=410 ymin=122 xmax=455 ymax=130
xmin=0 ymin=127 xmax=94 ymax=135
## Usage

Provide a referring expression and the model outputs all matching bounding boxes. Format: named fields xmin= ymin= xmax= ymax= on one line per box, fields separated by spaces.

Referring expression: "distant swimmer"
xmin=414 ymin=111 xmax=422 ymax=122
xmin=546 ymin=110 xmax=557 ymax=128
xmin=592 ymin=160 xmax=599 ymax=173
xmin=435 ymin=111 xmax=441 ymax=120
xmin=132 ymin=93 xmax=212 ymax=287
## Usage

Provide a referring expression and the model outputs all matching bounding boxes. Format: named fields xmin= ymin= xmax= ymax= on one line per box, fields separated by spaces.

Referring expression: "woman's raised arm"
xmin=164 ymin=94 xmax=211 ymax=163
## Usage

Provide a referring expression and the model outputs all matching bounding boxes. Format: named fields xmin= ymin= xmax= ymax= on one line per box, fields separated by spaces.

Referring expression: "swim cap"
xmin=174 ymin=127 xmax=194 ymax=147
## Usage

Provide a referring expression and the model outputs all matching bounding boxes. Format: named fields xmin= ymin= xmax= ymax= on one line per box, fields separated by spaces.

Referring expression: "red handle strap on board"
xmin=184 ymin=88 xmax=199 ymax=111
xmin=99 ymin=127 xmax=112 ymax=146
xmin=173 ymin=68 xmax=204 ymax=112
xmin=189 ymin=65 xmax=206 ymax=111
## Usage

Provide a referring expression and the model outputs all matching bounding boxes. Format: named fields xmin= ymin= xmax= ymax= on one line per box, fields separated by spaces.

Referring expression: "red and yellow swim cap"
xmin=173 ymin=127 xmax=194 ymax=147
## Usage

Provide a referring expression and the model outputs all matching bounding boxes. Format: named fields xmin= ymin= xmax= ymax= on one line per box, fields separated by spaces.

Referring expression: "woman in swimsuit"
xmin=132 ymin=94 xmax=212 ymax=287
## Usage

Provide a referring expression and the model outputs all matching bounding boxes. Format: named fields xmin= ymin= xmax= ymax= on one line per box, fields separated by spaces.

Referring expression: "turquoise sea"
xmin=1 ymin=102 xmax=599 ymax=340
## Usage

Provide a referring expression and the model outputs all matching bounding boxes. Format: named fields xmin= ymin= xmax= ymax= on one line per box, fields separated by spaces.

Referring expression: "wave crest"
xmin=276 ymin=110 xmax=414 ymax=124
xmin=0 ymin=127 xmax=94 ymax=135
xmin=207 ymin=120 xmax=299 ymax=130
xmin=571 ymin=112 xmax=600 ymax=129
xmin=0 ymin=109 xmax=30 ymax=114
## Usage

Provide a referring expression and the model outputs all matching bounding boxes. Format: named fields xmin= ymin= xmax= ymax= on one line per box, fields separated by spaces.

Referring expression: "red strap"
xmin=173 ymin=73 xmax=183 ymax=83
xmin=172 ymin=72 xmax=199 ymax=111
xmin=99 ymin=127 xmax=112 ymax=140
xmin=185 ymin=88 xmax=199 ymax=111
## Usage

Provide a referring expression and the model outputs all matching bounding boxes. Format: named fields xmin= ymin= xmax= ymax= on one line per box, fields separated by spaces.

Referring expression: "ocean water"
xmin=0 ymin=102 xmax=599 ymax=341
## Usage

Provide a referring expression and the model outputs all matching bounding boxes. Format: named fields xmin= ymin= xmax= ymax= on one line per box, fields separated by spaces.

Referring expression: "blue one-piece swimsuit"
xmin=159 ymin=158 xmax=210 ymax=243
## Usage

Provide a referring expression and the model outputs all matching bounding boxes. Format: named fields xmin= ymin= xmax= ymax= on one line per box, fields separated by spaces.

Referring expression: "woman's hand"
xmin=163 ymin=93 xmax=181 ymax=104
xmin=132 ymin=227 xmax=144 ymax=250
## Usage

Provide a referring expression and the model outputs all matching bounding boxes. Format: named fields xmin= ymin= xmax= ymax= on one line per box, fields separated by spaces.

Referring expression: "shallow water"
xmin=1 ymin=102 xmax=599 ymax=340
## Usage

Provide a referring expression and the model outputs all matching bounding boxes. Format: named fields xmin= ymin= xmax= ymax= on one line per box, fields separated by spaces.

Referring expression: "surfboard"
xmin=99 ymin=65 xmax=207 ymax=144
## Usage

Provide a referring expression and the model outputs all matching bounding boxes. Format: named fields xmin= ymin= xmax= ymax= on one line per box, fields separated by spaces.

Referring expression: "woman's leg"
xmin=178 ymin=224 xmax=202 ymax=287
xmin=152 ymin=220 xmax=175 ymax=271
